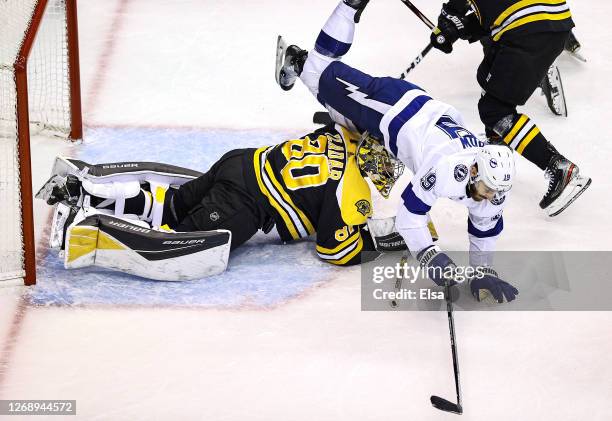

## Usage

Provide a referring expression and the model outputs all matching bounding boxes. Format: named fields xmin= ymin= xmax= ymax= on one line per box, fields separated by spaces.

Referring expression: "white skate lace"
xmin=543 ymin=167 xmax=555 ymax=195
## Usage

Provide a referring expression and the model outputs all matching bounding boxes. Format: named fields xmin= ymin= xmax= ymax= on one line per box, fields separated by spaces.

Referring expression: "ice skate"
xmin=540 ymin=155 xmax=591 ymax=217
xmin=564 ymin=30 xmax=586 ymax=62
xmin=275 ymin=36 xmax=308 ymax=91
xmin=343 ymin=0 xmax=370 ymax=22
xmin=540 ymin=64 xmax=567 ymax=117
xmin=36 ymin=174 xmax=82 ymax=206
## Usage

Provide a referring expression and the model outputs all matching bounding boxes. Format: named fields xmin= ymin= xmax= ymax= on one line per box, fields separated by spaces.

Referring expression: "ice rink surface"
xmin=1 ymin=0 xmax=612 ymax=419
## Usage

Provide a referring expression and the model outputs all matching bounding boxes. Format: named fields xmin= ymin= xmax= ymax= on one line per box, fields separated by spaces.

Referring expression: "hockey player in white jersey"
xmin=276 ymin=0 xmax=518 ymax=302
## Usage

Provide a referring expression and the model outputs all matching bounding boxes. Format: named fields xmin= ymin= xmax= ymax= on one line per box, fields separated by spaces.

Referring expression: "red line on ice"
xmin=0 ymin=296 xmax=29 ymax=394
xmin=84 ymin=0 xmax=132 ymax=118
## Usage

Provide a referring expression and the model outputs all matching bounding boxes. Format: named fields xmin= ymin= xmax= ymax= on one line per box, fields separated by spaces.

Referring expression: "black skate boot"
xmin=539 ymin=154 xmax=592 ymax=217
xmin=564 ymin=30 xmax=586 ymax=62
xmin=540 ymin=64 xmax=567 ymax=117
xmin=275 ymin=36 xmax=308 ymax=91
xmin=36 ymin=174 xmax=82 ymax=206
xmin=343 ymin=0 xmax=370 ymax=23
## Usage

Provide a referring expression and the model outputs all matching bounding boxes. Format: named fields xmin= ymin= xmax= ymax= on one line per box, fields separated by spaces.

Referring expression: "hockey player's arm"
xmin=315 ymin=153 xmax=377 ymax=266
xmin=467 ymin=204 xmax=506 ymax=267
xmin=316 ymin=224 xmax=376 ymax=266
xmin=395 ymin=169 xmax=439 ymax=257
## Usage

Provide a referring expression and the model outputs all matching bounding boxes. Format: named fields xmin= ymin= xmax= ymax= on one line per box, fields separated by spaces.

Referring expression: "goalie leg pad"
xmin=49 ymin=156 xmax=202 ymax=185
xmin=45 ymin=156 xmax=203 ymax=227
xmin=64 ymin=213 xmax=231 ymax=281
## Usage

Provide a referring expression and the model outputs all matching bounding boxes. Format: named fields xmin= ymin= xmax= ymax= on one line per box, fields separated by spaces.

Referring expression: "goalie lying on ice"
xmin=36 ymin=124 xmax=407 ymax=281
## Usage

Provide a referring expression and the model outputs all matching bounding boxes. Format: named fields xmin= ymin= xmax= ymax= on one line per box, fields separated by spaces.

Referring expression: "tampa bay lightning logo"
xmin=421 ymin=169 xmax=436 ymax=191
xmin=489 ymin=158 xmax=498 ymax=168
xmin=454 ymin=164 xmax=468 ymax=182
xmin=490 ymin=195 xmax=506 ymax=206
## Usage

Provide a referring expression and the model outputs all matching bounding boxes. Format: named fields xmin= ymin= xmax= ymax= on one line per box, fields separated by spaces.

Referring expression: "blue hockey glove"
xmin=417 ymin=245 xmax=458 ymax=287
xmin=469 ymin=267 xmax=519 ymax=303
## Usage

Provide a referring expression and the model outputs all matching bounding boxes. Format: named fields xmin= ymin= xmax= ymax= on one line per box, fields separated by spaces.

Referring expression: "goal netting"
xmin=0 ymin=0 xmax=82 ymax=285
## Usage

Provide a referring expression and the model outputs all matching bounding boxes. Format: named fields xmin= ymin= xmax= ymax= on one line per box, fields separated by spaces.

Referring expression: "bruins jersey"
xmin=450 ymin=0 xmax=574 ymax=42
xmin=243 ymin=124 xmax=375 ymax=266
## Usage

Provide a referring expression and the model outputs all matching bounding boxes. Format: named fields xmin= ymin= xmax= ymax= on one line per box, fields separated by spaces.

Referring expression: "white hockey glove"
xmin=366 ymin=217 xmax=407 ymax=252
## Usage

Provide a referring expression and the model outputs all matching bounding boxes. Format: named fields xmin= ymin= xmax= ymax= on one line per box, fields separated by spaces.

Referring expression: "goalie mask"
xmin=356 ymin=133 xmax=404 ymax=198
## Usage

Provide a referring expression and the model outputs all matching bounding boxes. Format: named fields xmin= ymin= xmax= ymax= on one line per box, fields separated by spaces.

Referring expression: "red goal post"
xmin=1 ymin=0 xmax=82 ymax=286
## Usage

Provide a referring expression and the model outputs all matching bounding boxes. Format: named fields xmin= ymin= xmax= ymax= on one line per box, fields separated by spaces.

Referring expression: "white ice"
xmin=1 ymin=0 xmax=611 ymax=420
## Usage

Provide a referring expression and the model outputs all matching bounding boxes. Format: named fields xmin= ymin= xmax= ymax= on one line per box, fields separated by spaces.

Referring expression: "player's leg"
xmin=277 ymin=0 xmax=427 ymax=141
xmin=169 ymin=150 xmax=266 ymax=250
xmin=276 ymin=0 xmax=365 ymax=92
xmin=477 ymin=32 xmax=591 ymax=214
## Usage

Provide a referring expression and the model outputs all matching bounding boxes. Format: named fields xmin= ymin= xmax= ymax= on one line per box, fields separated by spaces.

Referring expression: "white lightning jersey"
xmin=309 ymin=62 xmax=509 ymax=262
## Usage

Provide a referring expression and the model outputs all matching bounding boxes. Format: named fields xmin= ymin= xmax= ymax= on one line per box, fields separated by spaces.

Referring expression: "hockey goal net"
xmin=0 ymin=0 xmax=82 ymax=285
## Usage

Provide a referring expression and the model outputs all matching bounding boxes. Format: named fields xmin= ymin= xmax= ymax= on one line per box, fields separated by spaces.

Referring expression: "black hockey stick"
xmin=398 ymin=0 xmax=435 ymax=29
xmin=397 ymin=0 xmax=435 ymax=79
xmin=430 ymin=282 xmax=463 ymax=415
xmin=400 ymin=43 xmax=433 ymax=79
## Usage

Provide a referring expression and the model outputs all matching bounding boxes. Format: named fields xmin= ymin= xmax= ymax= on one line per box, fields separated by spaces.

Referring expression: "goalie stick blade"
xmin=430 ymin=396 xmax=463 ymax=415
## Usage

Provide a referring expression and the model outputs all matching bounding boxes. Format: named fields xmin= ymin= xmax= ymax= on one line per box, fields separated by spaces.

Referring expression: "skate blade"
xmin=49 ymin=203 xmax=73 ymax=248
xmin=275 ymin=35 xmax=288 ymax=85
xmin=546 ymin=176 xmax=592 ymax=217
xmin=544 ymin=66 xmax=568 ymax=117
xmin=35 ymin=174 xmax=66 ymax=202
xmin=567 ymin=49 xmax=587 ymax=63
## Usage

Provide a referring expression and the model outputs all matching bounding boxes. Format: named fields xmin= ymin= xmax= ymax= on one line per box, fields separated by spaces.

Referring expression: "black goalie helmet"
xmin=356 ymin=132 xmax=404 ymax=198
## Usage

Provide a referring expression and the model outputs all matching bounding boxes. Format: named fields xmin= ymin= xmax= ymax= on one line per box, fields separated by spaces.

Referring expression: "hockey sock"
xmin=499 ymin=114 xmax=554 ymax=171
xmin=315 ymin=2 xmax=357 ymax=58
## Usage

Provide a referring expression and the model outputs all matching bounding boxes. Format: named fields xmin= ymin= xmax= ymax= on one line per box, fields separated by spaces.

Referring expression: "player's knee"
xmin=301 ymin=50 xmax=337 ymax=96
xmin=478 ymin=94 xmax=517 ymax=135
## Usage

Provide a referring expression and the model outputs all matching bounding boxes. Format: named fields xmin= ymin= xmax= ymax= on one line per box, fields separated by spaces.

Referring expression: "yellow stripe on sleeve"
xmin=493 ymin=0 xmax=567 ymax=27
xmin=316 ymin=231 xmax=361 ymax=255
xmin=493 ymin=11 xmax=572 ymax=41
xmin=325 ymin=237 xmax=364 ymax=265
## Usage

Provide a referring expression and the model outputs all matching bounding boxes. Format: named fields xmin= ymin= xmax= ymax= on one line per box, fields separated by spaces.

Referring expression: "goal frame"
xmin=13 ymin=0 xmax=83 ymax=285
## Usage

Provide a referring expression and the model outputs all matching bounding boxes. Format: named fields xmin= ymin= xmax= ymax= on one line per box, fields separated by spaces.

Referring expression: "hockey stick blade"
xmin=430 ymin=396 xmax=463 ymax=415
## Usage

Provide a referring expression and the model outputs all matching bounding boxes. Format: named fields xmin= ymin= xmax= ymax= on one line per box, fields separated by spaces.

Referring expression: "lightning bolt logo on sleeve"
xmin=336 ymin=77 xmax=392 ymax=115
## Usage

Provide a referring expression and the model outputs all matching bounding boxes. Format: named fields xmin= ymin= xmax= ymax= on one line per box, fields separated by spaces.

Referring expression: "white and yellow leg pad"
xmin=46 ymin=156 xmax=203 ymax=228
xmin=64 ymin=210 xmax=231 ymax=281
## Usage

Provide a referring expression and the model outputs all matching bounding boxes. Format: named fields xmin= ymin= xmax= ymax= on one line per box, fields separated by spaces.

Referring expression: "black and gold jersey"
xmin=450 ymin=0 xmax=574 ymax=42
xmin=243 ymin=124 xmax=375 ymax=266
